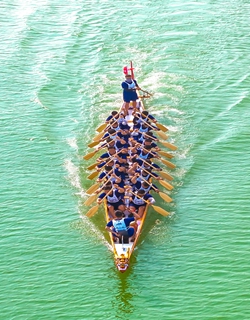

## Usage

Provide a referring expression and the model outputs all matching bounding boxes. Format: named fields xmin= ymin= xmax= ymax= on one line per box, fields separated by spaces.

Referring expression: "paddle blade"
xmin=156 ymin=131 xmax=168 ymax=140
xmin=93 ymin=132 xmax=103 ymax=142
xmin=156 ymin=123 xmax=168 ymax=132
xmin=152 ymin=205 xmax=170 ymax=217
xmin=160 ymin=141 xmax=177 ymax=151
xmin=159 ymin=192 xmax=172 ymax=203
xmin=158 ymin=150 xmax=174 ymax=159
xmin=87 ymin=171 xmax=99 ymax=180
xmin=159 ymin=179 xmax=174 ymax=191
xmin=161 ymin=158 xmax=176 ymax=169
xmin=159 ymin=171 xmax=173 ymax=181
xmin=86 ymin=205 xmax=99 ymax=218
xmin=86 ymin=183 xmax=99 ymax=195
xmin=84 ymin=194 xmax=97 ymax=206
xmin=96 ymin=123 xmax=107 ymax=132
xmin=88 ymin=141 xmax=99 ymax=148
xmin=87 ymin=162 xmax=98 ymax=170
xmin=83 ymin=150 xmax=97 ymax=160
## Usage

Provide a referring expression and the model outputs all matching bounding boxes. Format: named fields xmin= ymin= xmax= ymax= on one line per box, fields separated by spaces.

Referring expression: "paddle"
xmin=86 ymin=173 xmax=113 ymax=195
xmin=96 ymin=122 xmax=107 ymax=133
xmin=87 ymin=170 xmax=99 ymax=180
xmin=86 ymin=187 xmax=113 ymax=218
xmin=142 ymin=132 xmax=177 ymax=151
xmin=137 ymin=165 xmax=174 ymax=191
xmin=84 ymin=175 xmax=113 ymax=206
xmin=156 ymin=130 xmax=168 ymax=140
xmin=155 ymin=122 xmax=168 ymax=133
xmin=129 ymin=189 xmax=170 ymax=217
xmin=138 ymin=175 xmax=172 ymax=203
xmin=132 ymin=139 xmax=173 ymax=159
xmin=136 ymin=144 xmax=176 ymax=169
xmin=157 ymin=150 xmax=174 ymax=159
xmin=93 ymin=131 xmax=104 ymax=142
xmin=87 ymin=162 xmax=99 ymax=170
xmin=83 ymin=149 xmax=100 ymax=161
xmin=140 ymin=89 xmax=153 ymax=97
xmin=138 ymin=157 xmax=173 ymax=181
xmin=160 ymin=141 xmax=177 ymax=151
xmin=139 ymin=116 xmax=168 ymax=134
xmin=88 ymin=140 xmax=100 ymax=148
xmin=86 ymin=182 xmax=100 ymax=195
xmin=84 ymin=194 xmax=98 ymax=206
xmin=158 ymin=157 xmax=176 ymax=169
xmin=90 ymin=129 xmax=119 ymax=146
xmin=83 ymin=141 xmax=109 ymax=161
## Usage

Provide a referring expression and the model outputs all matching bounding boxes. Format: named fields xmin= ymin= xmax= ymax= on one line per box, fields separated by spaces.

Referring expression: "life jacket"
xmin=138 ymin=125 xmax=149 ymax=133
xmin=132 ymin=194 xmax=145 ymax=205
xmin=125 ymin=80 xmax=136 ymax=90
xmin=140 ymin=184 xmax=151 ymax=193
xmin=137 ymin=173 xmax=151 ymax=182
xmin=138 ymin=150 xmax=150 ymax=160
xmin=107 ymin=190 xmax=120 ymax=203
xmin=113 ymin=219 xmax=128 ymax=232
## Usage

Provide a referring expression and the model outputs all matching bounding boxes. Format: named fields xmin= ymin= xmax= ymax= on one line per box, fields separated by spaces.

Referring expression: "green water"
xmin=1 ymin=0 xmax=250 ymax=319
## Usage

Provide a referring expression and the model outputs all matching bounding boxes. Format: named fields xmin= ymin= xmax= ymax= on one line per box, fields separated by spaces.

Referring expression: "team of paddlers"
xmin=87 ymin=108 xmax=173 ymax=243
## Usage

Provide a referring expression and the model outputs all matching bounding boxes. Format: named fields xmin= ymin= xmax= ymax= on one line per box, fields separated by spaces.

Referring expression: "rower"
xmin=105 ymin=210 xmax=140 ymax=243
xmin=129 ymin=189 xmax=156 ymax=218
xmin=133 ymin=180 xmax=159 ymax=194
xmin=97 ymin=186 xmax=125 ymax=219
xmin=97 ymin=146 xmax=117 ymax=162
xmin=105 ymin=110 xmax=119 ymax=123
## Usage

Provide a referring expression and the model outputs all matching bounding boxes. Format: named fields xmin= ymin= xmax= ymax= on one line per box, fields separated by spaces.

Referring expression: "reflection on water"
xmin=112 ymin=268 xmax=135 ymax=319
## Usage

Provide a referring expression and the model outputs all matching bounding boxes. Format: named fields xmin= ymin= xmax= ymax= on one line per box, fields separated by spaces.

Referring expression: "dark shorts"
xmin=129 ymin=202 xmax=146 ymax=210
xmin=112 ymin=227 xmax=134 ymax=238
xmin=107 ymin=200 xmax=124 ymax=210
xmin=123 ymin=91 xmax=138 ymax=103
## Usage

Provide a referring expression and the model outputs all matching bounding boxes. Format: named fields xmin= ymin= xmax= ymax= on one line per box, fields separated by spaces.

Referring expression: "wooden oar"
xmin=93 ymin=131 xmax=104 ymax=142
xmin=88 ymin=140 xmax=100 ymax=148
xmin=160 ymin=141 xmax=177 ymax=151
xmin=86 ymin=182 xmax=100 ymax=195
xmin=157 ymin=150 xmax=174 ymax=159
xmin=159 ymin=157 xmax=176 ymax=169
xmin=137 ymin=144 xmax=176 ymax=169
xmin=142 ymin=132 xmax=178 ymax=151
xmin=83 ymin=141 xmax=109 ymax=161
xmin=86 ymin=174 xmax=113 ymax=195
xmin=87 ymin=162 xmax=98 ymax=170
xmin=84 ymin=194 xmax=98 ymax=206
xmin=83 ymin=149 xmax=99 ymax=161
xmin=87 ymin=170 xmax=99 ymax=180
xmin=138 ymin=165 xmax=174 ymax=191
xmin=155 ymin=122 xmax=168 ymax=132
xmin=86 ymin=188 xmax=113 ymax=218
xmin=140 ymin=89 xmax=153 ymax=97
xmin=139 ymin=175 xmax=172 ymax=203
xmin=138 ymin=158 xmax=173 ymax=181
xmin=156 ymin=130 xmax=168 ymax=140
xmin=134 ymin=140 xmax=174 ymax=159
xmin=129 ymin=190 xmax=170 ymax=217
xmin=158 ymin=170 xmax=174 ymax=181
xmin=96 ymin=122 xmax=107 ymax=133
xmin=139 ymin=116 xmax=168 ymax=133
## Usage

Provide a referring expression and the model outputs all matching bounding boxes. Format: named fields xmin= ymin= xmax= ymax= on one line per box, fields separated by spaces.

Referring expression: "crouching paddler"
xmin=105 ymin=210 xmax=140 ymax=243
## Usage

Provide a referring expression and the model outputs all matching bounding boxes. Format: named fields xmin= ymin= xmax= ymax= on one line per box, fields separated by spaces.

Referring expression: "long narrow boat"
xmin=84 ymin=62 xmax=176 ymax=272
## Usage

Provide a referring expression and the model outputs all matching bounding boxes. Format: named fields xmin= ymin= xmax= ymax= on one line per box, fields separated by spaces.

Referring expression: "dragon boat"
xmin=83 ymin=62 xmax=177 ymax=272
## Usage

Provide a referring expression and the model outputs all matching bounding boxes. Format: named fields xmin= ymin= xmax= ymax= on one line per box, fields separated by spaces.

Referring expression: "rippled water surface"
xmin=1 ymin=0 xmax=250 ymax=319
